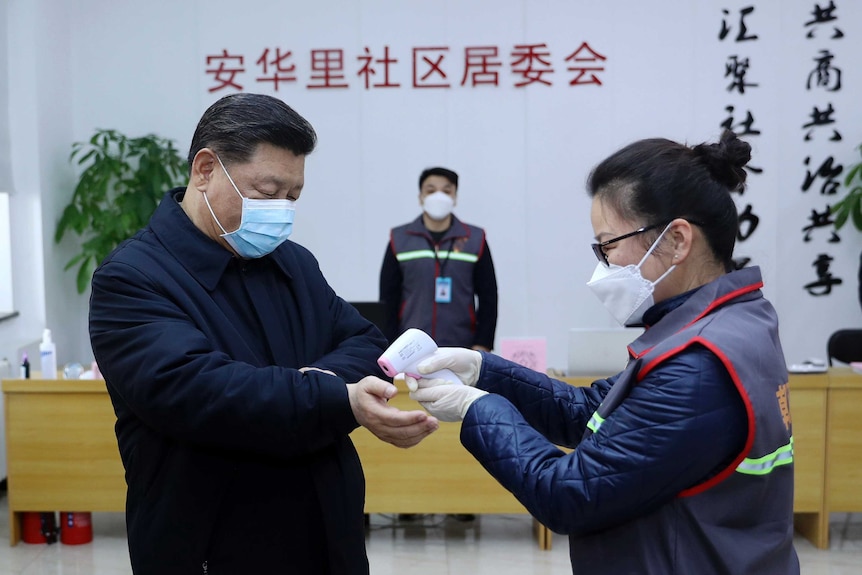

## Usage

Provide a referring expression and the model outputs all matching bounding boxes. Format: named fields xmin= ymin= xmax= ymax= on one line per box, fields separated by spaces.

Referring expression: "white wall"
xmin=3 ymin=0 xmax=861 ymax=372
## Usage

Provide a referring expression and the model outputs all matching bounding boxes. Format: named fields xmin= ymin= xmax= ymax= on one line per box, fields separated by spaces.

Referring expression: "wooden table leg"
xmin=9 ymin=510 xmax=20 ymax=546
xmin=794 ymin=511 xmax=829 ymax=549
xmin=533 ymin=517 xmax=552 ymax=550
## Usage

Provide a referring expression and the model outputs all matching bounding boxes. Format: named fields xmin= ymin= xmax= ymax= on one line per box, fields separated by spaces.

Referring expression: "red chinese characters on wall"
xmin=204 ymin=42 xmax=607 ymax=92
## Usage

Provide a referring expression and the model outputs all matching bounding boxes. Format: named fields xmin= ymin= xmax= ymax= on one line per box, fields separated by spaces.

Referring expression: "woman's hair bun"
xmin=692 ymin=129 xmax=752 ymax=191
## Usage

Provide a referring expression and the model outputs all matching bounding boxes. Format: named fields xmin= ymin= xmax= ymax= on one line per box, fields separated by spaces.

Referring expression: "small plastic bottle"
xmin=40 ymin=329 xmax=57 ymax=380
xmin=0 ymin=356 xmax=12 ymax=379
xmin=20 ymin=352 xmax=30 ymax=379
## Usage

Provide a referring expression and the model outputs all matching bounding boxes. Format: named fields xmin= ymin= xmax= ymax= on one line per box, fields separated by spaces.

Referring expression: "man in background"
xmin=379 ymin=166 xmax=498 ymax=351
xmin=379 ymin=166 xmax=498 ymax=522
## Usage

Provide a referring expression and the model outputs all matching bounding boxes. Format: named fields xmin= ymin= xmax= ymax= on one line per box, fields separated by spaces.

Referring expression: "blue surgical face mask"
xmin=203 ymin=155 xmax=296 ymax=258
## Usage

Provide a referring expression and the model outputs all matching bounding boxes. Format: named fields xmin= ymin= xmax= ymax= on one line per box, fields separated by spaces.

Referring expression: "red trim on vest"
xmin=684 ymin=281 xmax=763 ymax=328
xmin=635 ymin=337 xmax=756 ymax=499
xmin=475 ymin=230 xmax=486 ymax=258
xmin=677 ymin=338 xmax=755 ymax=497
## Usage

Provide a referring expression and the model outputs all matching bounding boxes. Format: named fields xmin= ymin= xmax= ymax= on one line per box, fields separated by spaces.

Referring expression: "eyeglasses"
xmin=591 ymin=223 xmax=664 ymax=267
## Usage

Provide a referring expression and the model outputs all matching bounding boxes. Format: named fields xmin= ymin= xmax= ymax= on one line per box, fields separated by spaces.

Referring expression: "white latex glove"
xmin=409 ymin=379 xmax=488 ymax=422
xmin=416 ymin=347 xmax=483 ymax=387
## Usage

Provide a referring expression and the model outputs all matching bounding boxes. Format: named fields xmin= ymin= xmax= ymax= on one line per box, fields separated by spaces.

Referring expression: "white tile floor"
xmin=0 ymin=500 xmax=860 ymax=574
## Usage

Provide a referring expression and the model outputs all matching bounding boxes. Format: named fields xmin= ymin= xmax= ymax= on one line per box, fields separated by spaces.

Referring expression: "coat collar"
xmin=149 ymin=188 xmax=294 ymax=291
xmin=630 ymin=266 xmax=765 ymax=358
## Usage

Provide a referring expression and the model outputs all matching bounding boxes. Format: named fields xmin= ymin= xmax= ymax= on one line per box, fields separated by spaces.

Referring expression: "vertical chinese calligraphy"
xmin=800 ymin=1 xmax=846 ymax=296
xmin=718 ymin=5 xmax=763 ymax=271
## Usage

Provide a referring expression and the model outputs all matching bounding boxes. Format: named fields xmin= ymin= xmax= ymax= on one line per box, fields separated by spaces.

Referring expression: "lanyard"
xmin=427 ymin=236 xmax=456 ymax=277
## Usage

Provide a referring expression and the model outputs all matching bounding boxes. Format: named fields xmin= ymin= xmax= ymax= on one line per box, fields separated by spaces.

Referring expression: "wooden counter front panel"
xmin=826 ymin=379 xmax=862 ymax=512
xmin=5 ymin=389 xmax=126 ymax=512
xmin=351 ymin=388 xmax=528 ymax=514
xmin=789 ymin=387 xmax=827 ymax=512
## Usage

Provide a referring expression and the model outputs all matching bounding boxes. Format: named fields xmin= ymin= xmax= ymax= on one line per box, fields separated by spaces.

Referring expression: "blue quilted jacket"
xmin=461 ymin=268 xmax=798 ymax=574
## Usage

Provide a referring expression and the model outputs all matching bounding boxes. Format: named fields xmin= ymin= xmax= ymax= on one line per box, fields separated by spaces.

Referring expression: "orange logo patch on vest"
xmin=775 ymin=382 xmax=792 ymax=431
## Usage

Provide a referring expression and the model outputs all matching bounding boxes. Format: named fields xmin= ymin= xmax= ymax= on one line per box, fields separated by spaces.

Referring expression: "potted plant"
xmin=829 ymin=142 xmax=862 ymax=311
xmin=55 ymin=129 xmax=188 ymax=293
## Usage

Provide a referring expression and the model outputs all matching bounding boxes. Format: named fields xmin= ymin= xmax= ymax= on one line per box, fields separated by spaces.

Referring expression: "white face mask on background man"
xmin=586 ymin=223 xmax=676 ymax=326
xmin=422 ymin=191 xmax=455 ymax=220
xmin=203 ymin=155 xmax=297 ymax=259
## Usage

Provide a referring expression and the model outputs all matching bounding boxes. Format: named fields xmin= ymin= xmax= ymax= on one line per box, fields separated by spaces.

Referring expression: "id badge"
xmin=435 ymin=277 xmax=452 ymax=303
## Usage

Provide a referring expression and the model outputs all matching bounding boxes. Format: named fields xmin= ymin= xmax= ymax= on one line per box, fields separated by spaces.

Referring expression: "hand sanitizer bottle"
xmin=40 ymin=329 xmax=57 ymax=379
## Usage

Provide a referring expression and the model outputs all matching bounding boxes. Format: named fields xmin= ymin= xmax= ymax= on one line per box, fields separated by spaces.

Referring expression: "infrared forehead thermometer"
xmin=378 ymin=328 xmax=463 ymax=385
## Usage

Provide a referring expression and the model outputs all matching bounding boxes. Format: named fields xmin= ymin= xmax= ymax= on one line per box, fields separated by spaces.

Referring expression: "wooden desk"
xmin=785 ymin=372 xmax=830 ymax=549
xmin=2 ymin=379 xmax=126 ymax=546
xmin=3 ymin=369 xmax=855 ymax=550
xmin=351 ymin=378 xmax=551 ymax=549
xmin=825 ymin=368 xmax=862 ymax=515
xmin=0 ymin=378 xmax=552 ymax=548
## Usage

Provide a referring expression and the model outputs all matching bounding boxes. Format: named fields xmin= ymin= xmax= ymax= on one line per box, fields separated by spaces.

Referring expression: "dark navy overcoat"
xmin=90 ymin=189 xmax=386 ymax=574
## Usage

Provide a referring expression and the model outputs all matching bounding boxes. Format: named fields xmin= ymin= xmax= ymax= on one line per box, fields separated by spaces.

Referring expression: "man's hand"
xmin=347 ymin=376 xmax=438 ymax=448
xmin=408 ymin=379 xmax=488 ymax=422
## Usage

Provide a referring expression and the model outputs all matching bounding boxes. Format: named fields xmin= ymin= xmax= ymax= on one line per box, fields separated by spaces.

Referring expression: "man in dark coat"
xmin=89 ymin=93 xmax=439 ymax=575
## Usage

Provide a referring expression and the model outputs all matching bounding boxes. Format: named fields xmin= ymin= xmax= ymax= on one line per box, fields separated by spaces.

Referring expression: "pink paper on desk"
xmin=851 ymin=362 xmax=862 ymax=375
xmin=499 ymin=338 xmax=547 ymax=373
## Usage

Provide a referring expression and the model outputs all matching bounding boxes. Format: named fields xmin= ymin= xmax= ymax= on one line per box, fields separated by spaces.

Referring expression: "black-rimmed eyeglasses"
xmin=591 ymin=223 xmax=665 ymax=267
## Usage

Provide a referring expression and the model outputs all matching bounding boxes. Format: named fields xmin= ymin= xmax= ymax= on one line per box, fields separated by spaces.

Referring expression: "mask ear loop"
xmin=203 ymin=191 xmax=230 ymax=235
xmin=216 ymin=155 xmax=245 ymax=200
xmin=204 ymin=154 xmax=246 ymax=236
xmin=636 ymin=222 xmax=677 ymax=286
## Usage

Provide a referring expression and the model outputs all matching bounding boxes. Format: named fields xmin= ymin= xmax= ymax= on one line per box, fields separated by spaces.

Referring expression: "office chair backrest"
xmin=826 ymin=329 xmax=862 ymax=366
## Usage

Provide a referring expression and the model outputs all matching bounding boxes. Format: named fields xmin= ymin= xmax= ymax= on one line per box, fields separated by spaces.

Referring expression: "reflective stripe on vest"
xmin=587 ymin=410 xmax=605 ymax=434
xmin=396 ymin=250 xmax=479 ymax=263
xmin=585 ymin=409 xmax=793 ymax=477
xmin=735 ymin=436 xmax=794 ymax=476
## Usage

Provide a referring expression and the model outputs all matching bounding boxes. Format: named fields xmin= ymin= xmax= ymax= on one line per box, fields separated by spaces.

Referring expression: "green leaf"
xmin=57 ymin=128 xmax=187 ymax=293
xmin=845 ymin=164 xmax=862 ymax=188
xmin=75 ymin=257 xmax=96 ymax=294
xmin=832 ymin=144 xmax=862 ymax=233
xmin=850 ymin=191 xmax=862 ymax=231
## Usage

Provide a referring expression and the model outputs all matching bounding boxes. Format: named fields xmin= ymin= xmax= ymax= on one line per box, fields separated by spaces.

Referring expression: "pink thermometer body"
xmin=377 ymin=328 xmax=463 ymax=385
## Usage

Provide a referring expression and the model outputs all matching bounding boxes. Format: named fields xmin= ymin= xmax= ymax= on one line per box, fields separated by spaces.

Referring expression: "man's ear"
xmin=191 ymin=148 xmax=218 ymax=191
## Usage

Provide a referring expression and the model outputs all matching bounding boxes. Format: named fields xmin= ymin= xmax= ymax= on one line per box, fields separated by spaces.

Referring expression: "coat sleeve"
xmin=305 ymin=291 xmax=389 ymax=383
xmin=378 ymin=238 xmax=402 ymax=344
xmin=461 ymin=348 xmax=747 ymax=536
xmin=89 ymin=254 xmax=365 ymax=462
xmin=471 ymin=240 xmax=498 ymax=350
xmin=476 ymin=353 xmax=613 ymax=448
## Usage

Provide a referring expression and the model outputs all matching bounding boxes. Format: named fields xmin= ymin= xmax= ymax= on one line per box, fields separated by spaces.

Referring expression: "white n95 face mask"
xmin=423 ymin=191 xmax=454 ymax=220
xmin=586 ymin=224 xmax=676 ymax=326
xmin=204 ymin=155 xmax=296 ymax=259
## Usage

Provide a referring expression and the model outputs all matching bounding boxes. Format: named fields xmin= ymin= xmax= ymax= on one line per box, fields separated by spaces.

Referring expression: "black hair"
xmin=187 ymin=93 xmax=317 ymax=169
xmin=419 ymin=167 xmax=459 ymax=190
xmin=586 ymin=129 xmax=750 ymax=272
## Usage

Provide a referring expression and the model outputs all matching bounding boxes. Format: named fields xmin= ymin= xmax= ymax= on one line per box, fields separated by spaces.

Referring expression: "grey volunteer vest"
xmin=577 ymin=267 xmax=799 ymax=574
xmin=390 ymin=215 xmax=485 ymax=347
